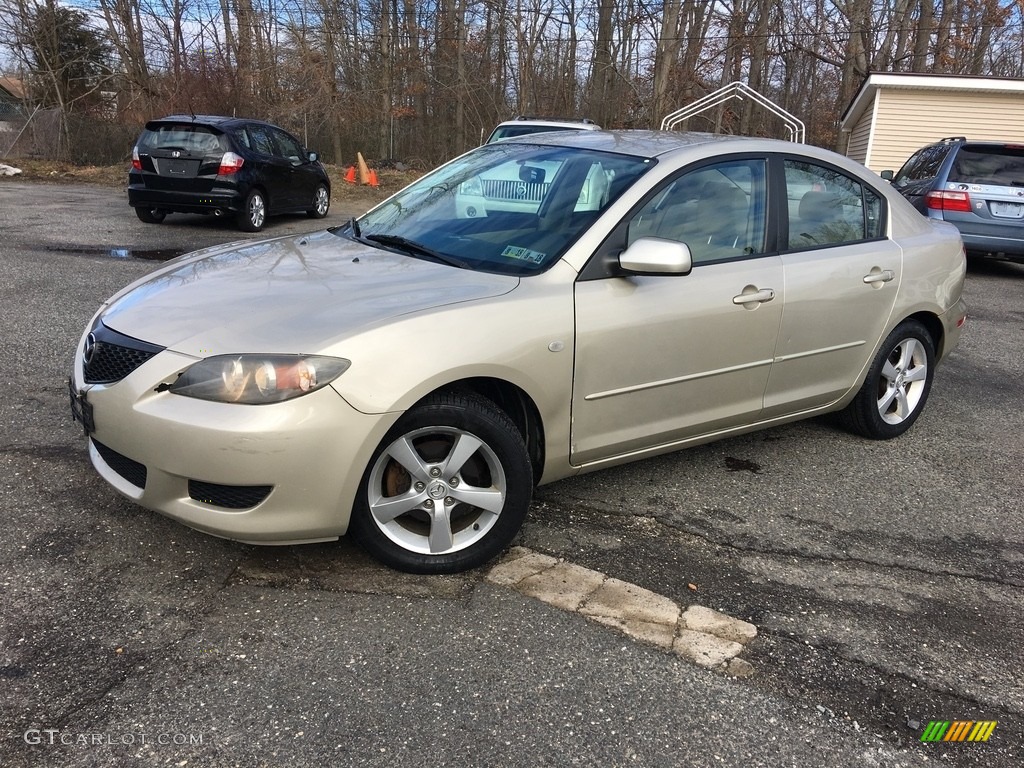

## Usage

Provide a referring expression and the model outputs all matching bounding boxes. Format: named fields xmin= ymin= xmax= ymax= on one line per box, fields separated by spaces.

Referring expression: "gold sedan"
xmin=70 ymin=131 xmax=967 ymax=573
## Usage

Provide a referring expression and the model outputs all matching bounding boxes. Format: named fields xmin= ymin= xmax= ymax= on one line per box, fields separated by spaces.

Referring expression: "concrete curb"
xmin=486 ymin=547 xmax=757 ymax=675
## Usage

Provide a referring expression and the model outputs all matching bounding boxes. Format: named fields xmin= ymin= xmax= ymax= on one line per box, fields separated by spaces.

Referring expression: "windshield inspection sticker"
xmin=502 ymin=245 xmax=545 ymax=264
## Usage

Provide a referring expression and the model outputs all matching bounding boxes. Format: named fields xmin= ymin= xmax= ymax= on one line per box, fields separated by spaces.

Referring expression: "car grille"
xmin=83 ymin=323 xmax=165 ymax=384
xmin=92 ymin=439 xmax=147 ymax=490
xmin=84 ymin=343 xmax=158 ymax=384
xmin=481 ymin=179 xmax=550 ymax=203
xmin=188 ymin=480 xmax=273 ymax=509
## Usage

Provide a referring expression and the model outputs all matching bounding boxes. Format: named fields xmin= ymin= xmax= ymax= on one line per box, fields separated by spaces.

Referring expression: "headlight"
xmin=459 ymin=177 xmax=483 ymax=196
xmin=169 ymin=354 xmax=350 ymax=404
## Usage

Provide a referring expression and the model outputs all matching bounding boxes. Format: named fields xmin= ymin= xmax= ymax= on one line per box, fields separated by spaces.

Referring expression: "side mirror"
xmin=307 ymin=151 xmax=319 ymax=163
xmin=880 ymin=169 xmax=893 ymax=181
xmin=619 ymin=237 xmax=693 ymax=276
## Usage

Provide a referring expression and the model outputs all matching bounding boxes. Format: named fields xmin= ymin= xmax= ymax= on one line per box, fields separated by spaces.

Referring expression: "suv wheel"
xmin=238 ymin=190 xmax=266 ymax=232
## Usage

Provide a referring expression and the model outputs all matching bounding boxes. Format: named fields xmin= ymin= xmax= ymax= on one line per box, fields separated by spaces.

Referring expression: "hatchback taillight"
xmin=218 ymin=152 xmax=245 ymax=175
xmin=925 ymin=190 xmax=972 ymax=212
xmin=131 ymin=146 xmax=142 ymax=172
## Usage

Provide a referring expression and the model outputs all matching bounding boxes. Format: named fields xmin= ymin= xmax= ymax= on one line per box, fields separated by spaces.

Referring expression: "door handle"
xmin=863 ymin=269 xmax=895 ymax=284
xmin=732 ymin=288 xmax=775 ymax=305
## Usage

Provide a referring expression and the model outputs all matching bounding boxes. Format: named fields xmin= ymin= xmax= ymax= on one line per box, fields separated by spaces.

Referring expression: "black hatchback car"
xmin=885 ymin=137 xmax=1024 ymax=262
xmin=128 ymin=115 xmax=331 ymax=232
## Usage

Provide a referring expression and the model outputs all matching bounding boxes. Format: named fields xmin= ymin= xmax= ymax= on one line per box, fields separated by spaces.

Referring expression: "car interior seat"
xmin=793 ymin=191 xmax=855 ymax=247
xmin=655 ymin=180 xmax=748 ymax=262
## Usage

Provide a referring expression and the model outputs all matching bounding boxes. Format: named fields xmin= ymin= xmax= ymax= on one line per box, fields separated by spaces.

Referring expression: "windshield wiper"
xmin=364 ymin=234 xmax=470 ymax=269
xmin=329 ymin=216 xmax=363 ymax=237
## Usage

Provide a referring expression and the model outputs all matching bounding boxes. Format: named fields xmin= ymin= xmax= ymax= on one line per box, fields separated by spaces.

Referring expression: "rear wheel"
xmin=840 ymin=319 xmax=935 ymax=439
xmin=134 ymin=207 xmax=165 ymax=224
xmin=307 ymin=184 xmax=330 ymax=218
xmin=350 ymin=391 xmax=533 ymax=574
xmin=237 ymin=189 xmax=266 ymax=232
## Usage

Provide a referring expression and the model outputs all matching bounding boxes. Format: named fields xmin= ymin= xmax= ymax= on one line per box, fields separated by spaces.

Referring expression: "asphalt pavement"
xmin=0 ymin=181 xmax=1021 ymax=767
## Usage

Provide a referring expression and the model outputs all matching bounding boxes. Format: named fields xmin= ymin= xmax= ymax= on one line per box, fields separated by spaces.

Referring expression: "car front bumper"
xmin=72 ymin=346 xmax=400 ymax=545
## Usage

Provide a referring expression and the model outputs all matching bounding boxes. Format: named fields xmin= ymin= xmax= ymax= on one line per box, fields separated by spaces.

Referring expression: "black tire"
xmin=307 ymin=184 xmax=330 ymax=218
xmin=135 ymin=207 xmax=165 ymax=224
xmin=237 ymin=189 xmax=266 ymax=232
xmin=350 ymin=390 xmax=533 ymax=574
xmin=840 ymin=319 xmax=935 ymax=439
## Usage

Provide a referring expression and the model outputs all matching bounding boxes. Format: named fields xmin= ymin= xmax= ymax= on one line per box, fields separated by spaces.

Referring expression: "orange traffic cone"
xmin=367 ymin=169 xmax=379 ymax=187
xmin=356 ymin=152 xmax=371 ymax=185
xmin=343 ymin=165 xmax=356 ymax=184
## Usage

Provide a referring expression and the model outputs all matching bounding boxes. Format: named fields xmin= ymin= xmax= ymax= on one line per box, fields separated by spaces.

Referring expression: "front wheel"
xmin=237 ymin=189 xmax=266 ymax=232
xmin=840 ymin=319 xmax=935 ymax=439
xmin=350 ymin=391 xmax=533 ymax=574
xmin=307 ymin=184 xmax=330 ymax=218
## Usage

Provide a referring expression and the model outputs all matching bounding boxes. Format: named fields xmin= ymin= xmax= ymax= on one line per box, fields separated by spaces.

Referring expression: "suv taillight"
xmin=131 ymin=146 xmax=142 ymax=172
xmin=925 ymin=190 xmax=972 ymax=212
xmin=218 ymin=152 xmax=245 ymax=175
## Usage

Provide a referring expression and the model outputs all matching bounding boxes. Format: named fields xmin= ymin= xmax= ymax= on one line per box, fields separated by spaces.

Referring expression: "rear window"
xmin=949 ymin=145 xmax=1024 ymax=187
xmin=139 ymin=125 xmax=224 ymax=155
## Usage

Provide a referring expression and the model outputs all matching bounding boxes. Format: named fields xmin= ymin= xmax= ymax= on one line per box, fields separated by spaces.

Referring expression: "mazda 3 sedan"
xmin=71 ymin=131 xmax=967 ymax=573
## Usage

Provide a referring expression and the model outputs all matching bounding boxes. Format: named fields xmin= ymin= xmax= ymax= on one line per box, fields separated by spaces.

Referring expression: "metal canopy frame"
xmin=660 ymin=81 xmax=806 ymax=143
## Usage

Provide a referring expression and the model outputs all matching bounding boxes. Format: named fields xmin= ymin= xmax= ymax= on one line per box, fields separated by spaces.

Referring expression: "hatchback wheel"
xmin=307 ymin=184 xmax=330 ymax=218
xmin=841 ymin=319 xmax=935 ymax=439
xmin=238 ymin=190 xmax=266 ymax=232
xmin=135 ymin=207 xmax=166 ymax=224
xmin=350 ymin=391 xmax=532 ymax=574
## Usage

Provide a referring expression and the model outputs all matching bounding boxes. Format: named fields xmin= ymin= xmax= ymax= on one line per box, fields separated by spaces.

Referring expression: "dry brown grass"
xmin=0 ymin=158 xmax=421 ymax=209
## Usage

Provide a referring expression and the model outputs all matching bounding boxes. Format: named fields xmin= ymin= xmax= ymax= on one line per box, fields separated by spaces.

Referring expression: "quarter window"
xmin=628 ymin=159 xmax=768 ymax=263
xmin=784 ymin=160 xmax=882 ymax=249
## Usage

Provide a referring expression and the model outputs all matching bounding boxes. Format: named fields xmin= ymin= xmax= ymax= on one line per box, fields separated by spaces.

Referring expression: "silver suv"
xmin=886 ymin=137 xmax=1024 ymax=263
xmin=459 ymin=117 xmax=603 ymax=218
xmin=484 ymin=116 xmax=600 ymax=144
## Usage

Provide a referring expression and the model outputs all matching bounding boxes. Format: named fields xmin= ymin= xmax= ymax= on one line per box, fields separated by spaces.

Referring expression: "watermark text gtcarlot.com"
xmin=24 ymin=729 xmax=204 ymax=746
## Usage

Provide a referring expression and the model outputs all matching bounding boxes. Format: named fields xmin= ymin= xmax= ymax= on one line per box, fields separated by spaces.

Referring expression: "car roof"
xmin=148 ymin=115 xmax=276 ymax=129
xmin=498 ymin=128 xmax=802 ymax=158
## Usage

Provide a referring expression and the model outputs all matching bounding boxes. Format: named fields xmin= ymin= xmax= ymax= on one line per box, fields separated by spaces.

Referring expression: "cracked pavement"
xmin=1 ymin=181 xmax=1022 ymax=766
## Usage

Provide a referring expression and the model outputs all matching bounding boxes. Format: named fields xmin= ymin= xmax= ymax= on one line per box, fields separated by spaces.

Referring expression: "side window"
xmin=785 ymin=160 xmax=883 ymax=249
xmin=627 ymin=158 xmax=767 ymax=264
xmin=248 ymin=125 xmax=276 ymax=156
xmin=896 ymin=144 xmax=949 ymax=186
xmin=272 ymin=128 xmax=304 ymax=162
xmin=233 ymin=127 xmax=251 ymax=150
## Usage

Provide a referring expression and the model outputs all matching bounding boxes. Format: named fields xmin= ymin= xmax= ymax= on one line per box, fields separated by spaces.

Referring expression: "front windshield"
xmin=344 ymin=143 xmax=652 ymax=275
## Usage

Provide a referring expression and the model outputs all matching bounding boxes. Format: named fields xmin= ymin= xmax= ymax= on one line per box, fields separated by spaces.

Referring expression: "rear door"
xmin=245 ymin=123 xmax=296 ymax=210
xmin=761 ymin=156 xmax=899 ymax=417
xmin=891 ymin=142 xmax=953 ymax=213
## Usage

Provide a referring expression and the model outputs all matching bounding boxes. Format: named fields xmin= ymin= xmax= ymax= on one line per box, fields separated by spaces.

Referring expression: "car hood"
xmin=99 ymin=230 xmax=520 ymax=354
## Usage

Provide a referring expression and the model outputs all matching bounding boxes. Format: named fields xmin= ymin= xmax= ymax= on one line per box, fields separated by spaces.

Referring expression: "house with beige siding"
xmin=840 ymin=72 xmax=1024 ymax=175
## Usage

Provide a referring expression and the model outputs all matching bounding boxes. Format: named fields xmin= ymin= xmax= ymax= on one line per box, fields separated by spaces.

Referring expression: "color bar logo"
xmin=920 ymin=720 xmax=997 ymax=742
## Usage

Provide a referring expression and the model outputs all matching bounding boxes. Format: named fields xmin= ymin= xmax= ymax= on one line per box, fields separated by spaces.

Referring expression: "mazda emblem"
xmin=83 ymin=333 xmax=97 ymax=365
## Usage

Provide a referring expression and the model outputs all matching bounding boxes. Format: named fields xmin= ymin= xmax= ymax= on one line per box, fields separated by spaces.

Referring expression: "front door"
xmin=571 ymin=157 xmax=783 ymax=465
